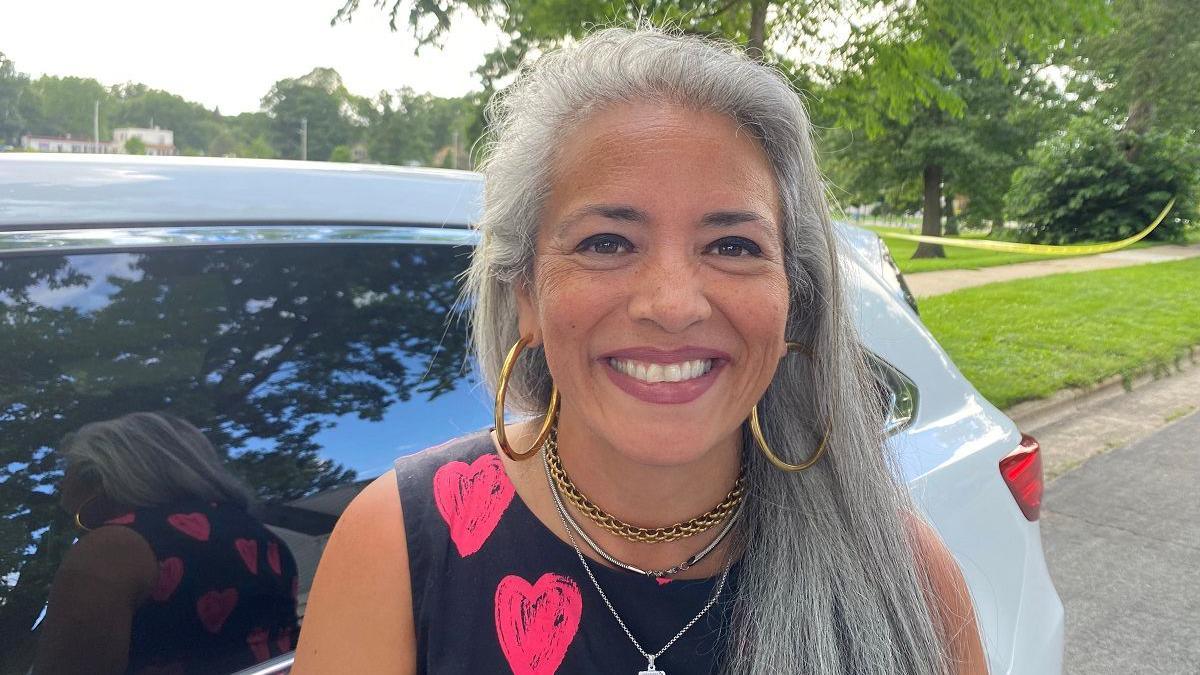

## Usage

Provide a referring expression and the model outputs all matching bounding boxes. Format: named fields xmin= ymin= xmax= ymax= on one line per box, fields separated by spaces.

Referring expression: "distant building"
xmin=112 ymin=127 xmax=176 ymax=155
xmin=19 ymin=133 xmax=117 ymax=154
xmin=20 ymin=126 xmax=177 ymax=156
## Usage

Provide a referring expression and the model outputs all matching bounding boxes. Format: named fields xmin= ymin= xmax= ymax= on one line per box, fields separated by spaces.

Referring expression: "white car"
xmin=0 ymin=153 xmax=1055 ymax=675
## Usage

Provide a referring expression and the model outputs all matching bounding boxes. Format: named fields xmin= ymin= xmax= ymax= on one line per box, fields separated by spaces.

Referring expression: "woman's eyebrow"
xmin=556 ymin=204 xmax=772 ymax=231
xmin=700 ymin=210 xmax=772 ymax=228
xmin=557 ymin=204 xmax=647 ymax=230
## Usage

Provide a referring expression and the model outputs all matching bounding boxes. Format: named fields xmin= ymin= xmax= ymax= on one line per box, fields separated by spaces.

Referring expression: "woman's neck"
xmin=493 ymin=410 xmax=744 ymax=581
xmin=553 ymin=413 xmax=743 ymax=530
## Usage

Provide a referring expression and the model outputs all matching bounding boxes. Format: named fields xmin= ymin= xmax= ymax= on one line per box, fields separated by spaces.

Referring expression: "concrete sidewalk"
xmin=905 ymin=243 xmax=1200 ymax=297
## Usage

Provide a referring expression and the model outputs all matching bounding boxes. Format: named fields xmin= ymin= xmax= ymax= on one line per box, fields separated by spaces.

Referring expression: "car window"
xmin=0 ymin=241 xmax=489 ymax=673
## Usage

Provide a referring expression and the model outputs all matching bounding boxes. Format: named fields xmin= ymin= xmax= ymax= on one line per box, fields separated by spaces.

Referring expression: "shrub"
xmin=1005 ymin=116 xmax=1197 ymax=243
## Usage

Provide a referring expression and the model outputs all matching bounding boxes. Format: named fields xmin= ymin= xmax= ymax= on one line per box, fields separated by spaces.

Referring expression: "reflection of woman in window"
xmin=36 ymin=412 xmax=299 ymax=675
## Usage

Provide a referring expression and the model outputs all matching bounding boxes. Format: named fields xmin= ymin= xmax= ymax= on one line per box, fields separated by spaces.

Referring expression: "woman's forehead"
xmin=543 ymin=102 xmax=781 ymax=229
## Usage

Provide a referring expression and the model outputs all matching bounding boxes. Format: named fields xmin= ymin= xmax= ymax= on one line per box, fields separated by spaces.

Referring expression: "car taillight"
xmin=999 ymin=433 xmax=1043 ymax=521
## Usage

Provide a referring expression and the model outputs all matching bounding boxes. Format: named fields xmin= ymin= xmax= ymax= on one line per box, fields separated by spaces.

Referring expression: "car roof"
xmin=0 ymin=154 xmax=484 ymax=230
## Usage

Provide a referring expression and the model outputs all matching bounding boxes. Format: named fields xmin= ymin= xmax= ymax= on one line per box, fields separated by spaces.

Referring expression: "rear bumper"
xmin=1001 ymin=523 xmax=1064 ymax=675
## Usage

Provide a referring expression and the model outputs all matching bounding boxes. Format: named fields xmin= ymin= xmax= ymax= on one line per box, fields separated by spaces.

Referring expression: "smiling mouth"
xmin=607 ymin=357 xmax=715 ymax=383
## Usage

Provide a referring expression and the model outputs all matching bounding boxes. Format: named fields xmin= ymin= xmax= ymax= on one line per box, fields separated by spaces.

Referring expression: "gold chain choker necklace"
xmin=544 ymin=434 xmax=745 ymax=544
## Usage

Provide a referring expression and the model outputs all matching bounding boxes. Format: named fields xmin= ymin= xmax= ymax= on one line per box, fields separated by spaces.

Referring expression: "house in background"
xmin=20 ymin=126 xmax=177 ymax=155
xmin=112 ymin=127 xmax=176 ymax=155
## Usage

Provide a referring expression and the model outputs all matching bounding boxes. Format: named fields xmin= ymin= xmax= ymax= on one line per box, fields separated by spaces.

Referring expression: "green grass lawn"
xmin=862 ymin=224 xmax=1200 ymax=275
xmin=919 ymin=257 xmax=1200 ymax=410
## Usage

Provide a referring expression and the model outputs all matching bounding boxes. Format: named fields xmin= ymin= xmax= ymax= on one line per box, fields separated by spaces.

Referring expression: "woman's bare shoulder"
xmin=292 ymin=470 xmax=416 ymax=674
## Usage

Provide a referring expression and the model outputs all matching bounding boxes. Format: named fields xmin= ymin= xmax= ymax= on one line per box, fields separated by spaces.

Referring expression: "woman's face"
xmin=517 ymin=102 xmax=791 ymax=465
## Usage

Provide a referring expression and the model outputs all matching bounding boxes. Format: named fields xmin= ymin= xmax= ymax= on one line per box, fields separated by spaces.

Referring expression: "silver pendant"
xmin=639 ymin=657 xmax=665 ymax=675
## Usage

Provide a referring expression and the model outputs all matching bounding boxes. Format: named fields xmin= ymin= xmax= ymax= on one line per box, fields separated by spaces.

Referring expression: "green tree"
xmin=1069 ymin=0 xmax=1200 ymax=145
xmin=328 ymin=144 xmax=353 ymax=162
xmin=261 ymin=67 xmax=366 ymax=161
xmin=1004 ymin=115 xmax=1197 ymax=243
xmin=0 ymin=52 xmax=33 ymax=146
xmin=25 ymin=75 xmax=112 ymax=140
xmin=362 ymin=88 xmax=475 ymax=167
xmin=334 ymin=0 xmax=1107 ymax=257
xmin=822 ymin=45 xmax=1073 ymax=235
xmin=123 ymin=136 xmax=146 ymax=154
xmin=110 ymin=84 xmax=223 ymax=155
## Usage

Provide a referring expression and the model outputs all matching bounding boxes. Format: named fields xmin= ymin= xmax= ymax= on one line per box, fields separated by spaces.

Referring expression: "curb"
xmin=1004 ymin=344 xmax=1200 ymax=434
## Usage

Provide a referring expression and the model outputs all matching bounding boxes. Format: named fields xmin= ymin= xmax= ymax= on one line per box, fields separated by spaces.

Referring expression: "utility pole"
xmin=300 ymin=117 xmax=307 ymax=161
xmin=93 ymin=101 xmax=99 ymax=153
xmin=451 ymin=130 xmax=458 ymax=170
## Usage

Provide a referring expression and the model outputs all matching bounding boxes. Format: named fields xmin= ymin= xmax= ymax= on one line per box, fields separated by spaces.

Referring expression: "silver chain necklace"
xmin=549 ymin=448 xmax=742 ymax=578
xmin=542 ymin=448 xmax=734 ymax=675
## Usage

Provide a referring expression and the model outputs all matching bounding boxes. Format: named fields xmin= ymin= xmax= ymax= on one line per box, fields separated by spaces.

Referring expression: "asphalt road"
xmin=1041 ymin=410 xmax=1199 ymax=674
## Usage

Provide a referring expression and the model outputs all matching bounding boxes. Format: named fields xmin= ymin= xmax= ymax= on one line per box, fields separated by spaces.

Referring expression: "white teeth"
xmin=609 ymin=358 xmax=714 ymax=383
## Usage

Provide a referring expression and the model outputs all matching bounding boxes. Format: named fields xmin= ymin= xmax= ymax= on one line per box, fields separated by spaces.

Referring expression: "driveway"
xmin=1041 ymin=410 xmax=1199 ymax=674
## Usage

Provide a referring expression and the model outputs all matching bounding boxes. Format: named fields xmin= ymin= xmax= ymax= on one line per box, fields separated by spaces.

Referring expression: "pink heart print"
xmin=152 ymin=557 xmax=184 ymax=602
xmin=433 ymin=454 xmax=516 ymax=557
xmin=276 ymin=627 xmax=293 ymax=654
xmin=246 ymin=627 xmax=270 ymax=662
xmin=267 ymin=540 xmax=282 ymax=575
xmin=197 ymin=588 xmax=239 ymax=634
xmin=167 ymin=512 xmax=210 ymax=541
xmin=235 ymin=538 xmax=258 ymax=574
xmin=494 ymin=573 xmax=582 ymax=675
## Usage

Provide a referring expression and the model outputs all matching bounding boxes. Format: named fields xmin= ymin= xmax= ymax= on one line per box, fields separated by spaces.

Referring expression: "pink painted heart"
xmin=105 ymin=512 xmax=135 ymax=525
xmin=433 ymin=454 xmax=515 ymax=557
xmin=266 ymin=540 xmax=282 ymax=575
xmin=655 ymin=577 xmax=673 ymax=586
xmin=246 ymin=627 xmax=270 ymax=662
xmin=152 ymin=557 xmax=184 ymax=602
xmin=197 ymin=588 xmax=238 ymax=634
xmin=167 ymin=512 xmax=210 ymax=541
xmin=494 ymin=573 xmax=582 ymax=675
xmin=235 ymin=538 xmax=258 ymax=574
xmin=276 ymin=627 xmax=293 ymax=654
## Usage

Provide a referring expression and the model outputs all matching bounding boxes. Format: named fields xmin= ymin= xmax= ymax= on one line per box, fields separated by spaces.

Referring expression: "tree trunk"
xmin=747 ymin=0 xmax=769 ymax=60
xmin=943 ymin=191 xmax=958 ymax=236
xmin=912 ymin=163 xmax=946 ymax=258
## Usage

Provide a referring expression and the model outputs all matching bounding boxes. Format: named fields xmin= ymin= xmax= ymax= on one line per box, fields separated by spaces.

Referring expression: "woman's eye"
xmin=706 ymin=237 xmax=762 ymax=257
xmin=576 ymin=234 xmax=633 ymax=255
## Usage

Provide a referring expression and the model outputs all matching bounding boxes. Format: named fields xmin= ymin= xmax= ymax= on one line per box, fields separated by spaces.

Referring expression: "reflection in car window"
xmin=0 ymin=243 xmax=490 ymax=674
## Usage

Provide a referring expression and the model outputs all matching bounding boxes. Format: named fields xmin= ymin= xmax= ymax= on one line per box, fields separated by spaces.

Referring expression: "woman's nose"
xmin=627 ymin=251 xmax=712 ymax=333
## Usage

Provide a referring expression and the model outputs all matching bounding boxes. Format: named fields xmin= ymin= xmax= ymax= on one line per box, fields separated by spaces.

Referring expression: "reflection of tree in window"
xmin=0 ymin=244 xmax=471 ymax=672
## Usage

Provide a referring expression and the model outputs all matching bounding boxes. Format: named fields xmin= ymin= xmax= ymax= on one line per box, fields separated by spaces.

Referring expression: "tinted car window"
xmin=0 ymin=242 xmax=489 ymax=673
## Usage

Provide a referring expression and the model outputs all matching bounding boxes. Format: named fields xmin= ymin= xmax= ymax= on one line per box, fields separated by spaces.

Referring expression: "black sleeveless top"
xmin=102 ymin=501 xmax=300 ymax=674
xmin=394 ymin=431 xmax=741 ymax=675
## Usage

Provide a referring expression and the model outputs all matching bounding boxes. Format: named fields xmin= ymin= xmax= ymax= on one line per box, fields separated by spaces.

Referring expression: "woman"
xmin=36 ymin=412 xmax=299 ymax=675
xmin=297 ymin=26 xmax=987 ymax=674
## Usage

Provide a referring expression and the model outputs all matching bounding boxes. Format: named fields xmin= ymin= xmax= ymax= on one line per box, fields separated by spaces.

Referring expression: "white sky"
xmin=0 ymin=0 xmax=504 ymax=114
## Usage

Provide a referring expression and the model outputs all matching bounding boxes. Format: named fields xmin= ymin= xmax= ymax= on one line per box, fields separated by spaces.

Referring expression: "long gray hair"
xmin=466 ymin=26 xmax=953 ymax=674
xmin=61 ymin=412 xmax=253 ymax=510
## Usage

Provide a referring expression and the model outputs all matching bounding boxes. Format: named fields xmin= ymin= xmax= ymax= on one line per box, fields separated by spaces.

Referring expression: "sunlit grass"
xmin=920 ymin=257 xmax=1200 ymax=410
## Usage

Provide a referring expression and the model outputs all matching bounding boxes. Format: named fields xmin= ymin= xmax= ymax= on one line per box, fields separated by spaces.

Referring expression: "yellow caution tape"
xmin=871 ymin=198 xmax=1176 ymax=256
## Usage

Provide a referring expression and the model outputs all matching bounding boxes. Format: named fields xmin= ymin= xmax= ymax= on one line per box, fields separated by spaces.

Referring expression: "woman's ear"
xmin=514 ymin=276 xmax=542 ymax=347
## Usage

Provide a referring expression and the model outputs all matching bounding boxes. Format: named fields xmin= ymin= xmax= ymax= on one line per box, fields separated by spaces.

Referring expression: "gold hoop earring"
xmin=749 ymin=341 xmax=829 ymax=472
xmin=73 ymin=496 xmax=97 ymax=532
xmin=494 ymin=336 xmax=560 ymax=461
